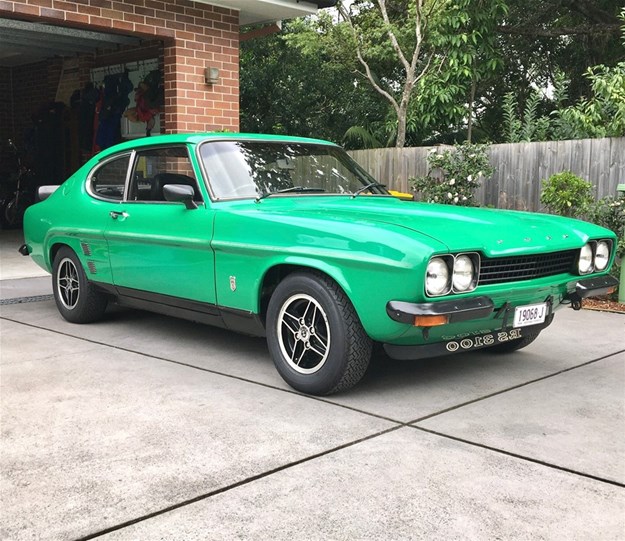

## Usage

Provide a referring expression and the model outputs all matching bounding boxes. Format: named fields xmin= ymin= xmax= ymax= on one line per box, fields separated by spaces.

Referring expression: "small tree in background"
xmin=410 ymin=143 xmax=494 ymax=206
xmin=540 ymin=171 xmax=594 ymax=217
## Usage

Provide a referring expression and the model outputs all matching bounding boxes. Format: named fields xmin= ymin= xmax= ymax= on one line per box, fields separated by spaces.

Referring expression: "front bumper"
xmin=386 ymin=295 xmax=494 ymax=325
xmin=386 ymin=274 xmax=619 ymax=326
xmin=564 ymin=275 xmax=619 ymax=308
xmin=383 ymin=274 xmax=618 ymax=361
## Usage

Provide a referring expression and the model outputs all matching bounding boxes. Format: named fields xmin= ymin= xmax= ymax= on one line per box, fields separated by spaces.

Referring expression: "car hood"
xmin=256 ymin=197 xmax=610 ymax=257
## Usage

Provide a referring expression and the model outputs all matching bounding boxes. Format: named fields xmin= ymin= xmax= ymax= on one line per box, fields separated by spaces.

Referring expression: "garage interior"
xmin=0 ymin=18 xmax=166 ymax=226
xmin=0 ymin=1 xmax=333 ymax=230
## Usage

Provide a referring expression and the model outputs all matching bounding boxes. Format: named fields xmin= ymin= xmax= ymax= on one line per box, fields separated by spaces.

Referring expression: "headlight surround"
xmin=425 ymin=253 xmax=479 ymax=297
xmin=594 ymin=240 xmax=610 ymax=271
xmin=426 ymin=257 xmax=452 ymax=297
xmin=578 ymin=243 xmax=594 ymax=274
xmin=452 ymin=254 xmax=477 ymax=292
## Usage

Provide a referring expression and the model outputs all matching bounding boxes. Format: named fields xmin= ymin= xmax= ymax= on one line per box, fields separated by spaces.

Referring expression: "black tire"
xmin=266 ymin=271 xmax=372 ymax=395
xmin=487 ymin=329 xmax=541 ymax=353
xmin=52 ymin=246 xmax=108 ymax=323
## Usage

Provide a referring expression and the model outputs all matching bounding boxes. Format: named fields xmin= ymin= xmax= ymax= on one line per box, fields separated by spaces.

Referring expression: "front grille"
xmin=478 ymin=249 xmax=578 ymax=286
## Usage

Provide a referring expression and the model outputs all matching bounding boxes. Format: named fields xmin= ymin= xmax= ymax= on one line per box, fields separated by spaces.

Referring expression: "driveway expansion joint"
xmin=0 ymin=294 xmax=54 ymax=305
xmin=411 ymin=425 xmax=625 ymax=489
xmin=406 ymin=348 xmax=625 ymax=426
xmin=73 ymin=425 xmax=404 ymax=541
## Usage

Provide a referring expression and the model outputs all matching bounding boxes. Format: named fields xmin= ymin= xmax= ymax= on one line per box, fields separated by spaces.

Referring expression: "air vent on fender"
xmin=87 ymin=261 xmax=97 ymax=274
xmin=80 ymin=242 xmax=92 ymax=256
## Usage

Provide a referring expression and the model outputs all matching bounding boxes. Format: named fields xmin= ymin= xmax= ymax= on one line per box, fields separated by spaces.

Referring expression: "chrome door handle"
xmin=109 ymin=210 xmax=129 ymax=220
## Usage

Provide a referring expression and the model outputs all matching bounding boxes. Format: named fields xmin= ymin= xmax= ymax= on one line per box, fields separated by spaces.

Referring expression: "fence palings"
xmin=348 ymin=136 xmax=625 ymax=212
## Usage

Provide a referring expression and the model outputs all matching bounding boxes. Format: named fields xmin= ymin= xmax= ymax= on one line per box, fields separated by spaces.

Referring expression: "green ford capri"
xmin=21 ymin=133 xmax=619 ymax=395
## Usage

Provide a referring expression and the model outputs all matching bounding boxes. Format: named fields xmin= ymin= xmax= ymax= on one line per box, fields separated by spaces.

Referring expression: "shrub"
xmin=540 ymin=171 xmax=594 ymax=217
xmin=410 ymin=143 xmax=494 ymax=206
xmin=587 ymin=196 xmax=625 ymax=299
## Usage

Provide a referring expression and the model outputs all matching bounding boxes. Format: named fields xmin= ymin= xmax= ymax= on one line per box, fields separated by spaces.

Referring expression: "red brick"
xmin=14 ymin=3 xmax=40 ymax=15
xmin=134 ymin=5 xmax=153 ymax=17
xmin=64 ymin=11 xmax=89 ymax=24
xmin=89 ymin=15 xmax=113 ymax=28
xmin=53 ymin=0 xmax=77 ymax=10
xmin=123 ymin=12 xmax=143 ymax=23
xmin=174 ymin=12 xmax=194 ymax=24
xmin=144 ymin=0 xmax=163 ymax=9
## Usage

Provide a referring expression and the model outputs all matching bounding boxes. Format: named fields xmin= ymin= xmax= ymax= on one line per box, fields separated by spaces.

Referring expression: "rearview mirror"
xmin=163 ymin=184 xmax=198 ymax=210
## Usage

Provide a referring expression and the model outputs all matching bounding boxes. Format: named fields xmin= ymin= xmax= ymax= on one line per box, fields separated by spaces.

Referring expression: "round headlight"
xmin=426 ymin=257 xmax=450 ymax=296
xmin=453 ymin=255 xmax=475 ymax=292
xmin=578 ymin=243 xmax=593 ymax=274
xmin=594 ymin=241 xmax=610 ymax=271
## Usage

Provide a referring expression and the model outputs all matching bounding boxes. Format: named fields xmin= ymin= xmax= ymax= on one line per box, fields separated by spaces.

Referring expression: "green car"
xmin=21 ymin=133 xmax=618 ymax=395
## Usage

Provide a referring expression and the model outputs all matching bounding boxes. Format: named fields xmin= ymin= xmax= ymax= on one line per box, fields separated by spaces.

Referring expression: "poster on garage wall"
xmin=90 ymin=58 xmax=162 ymax=140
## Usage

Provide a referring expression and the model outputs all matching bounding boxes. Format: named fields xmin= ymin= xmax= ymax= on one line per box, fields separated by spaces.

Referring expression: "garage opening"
xmin=0 ymin=18 xmax=165 ymax=228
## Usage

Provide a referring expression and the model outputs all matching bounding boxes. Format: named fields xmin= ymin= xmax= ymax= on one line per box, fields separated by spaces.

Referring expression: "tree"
xmin=337 ymin=0 xmax=436 ymax=147
xmin=240 ymin=16 xmax=386 ymax=144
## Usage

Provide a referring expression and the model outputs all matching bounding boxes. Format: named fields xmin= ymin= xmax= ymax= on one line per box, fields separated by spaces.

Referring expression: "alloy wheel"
xmin=277 ymin=293 xmax=331 ymax=374
xmin=57 ymin=257 xmax=80 ymax=310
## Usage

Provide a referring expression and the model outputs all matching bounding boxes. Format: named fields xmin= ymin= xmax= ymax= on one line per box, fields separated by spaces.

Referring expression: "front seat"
xmin=150 ymin=173 xmax=197 ymax=201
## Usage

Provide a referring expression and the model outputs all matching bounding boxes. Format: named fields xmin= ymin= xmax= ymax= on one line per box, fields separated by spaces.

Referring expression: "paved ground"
xmin=1 ymin=230 xmax=624 ymax=540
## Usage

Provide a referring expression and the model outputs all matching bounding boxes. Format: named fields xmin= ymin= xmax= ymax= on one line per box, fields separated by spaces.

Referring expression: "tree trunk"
xmin=467 ymin=78 xmax=477 ymax=143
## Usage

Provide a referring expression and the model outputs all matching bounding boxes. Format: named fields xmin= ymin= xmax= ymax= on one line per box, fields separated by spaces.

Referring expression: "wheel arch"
xmin=258 ymin=260 xmax=352 ymax=325
xmin=49 ymin=241 xmax=78 ymax=268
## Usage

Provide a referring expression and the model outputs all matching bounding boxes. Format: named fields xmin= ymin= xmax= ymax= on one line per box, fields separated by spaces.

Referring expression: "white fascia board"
xmin=197 ymin=0 xmax=318 ymax=25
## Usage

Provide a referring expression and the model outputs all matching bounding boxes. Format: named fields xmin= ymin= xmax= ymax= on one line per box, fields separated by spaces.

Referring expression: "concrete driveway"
xmin=1 ymin=239 xmax=624 ymax=539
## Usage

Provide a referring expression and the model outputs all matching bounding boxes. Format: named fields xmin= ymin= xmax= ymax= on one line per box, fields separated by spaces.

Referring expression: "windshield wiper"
xmin=351 ymin=182 xmax=387 ymax=198
xmin=256 ymin=186 xmax=326 ymax=201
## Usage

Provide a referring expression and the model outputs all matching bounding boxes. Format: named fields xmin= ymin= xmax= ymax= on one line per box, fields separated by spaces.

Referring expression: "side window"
xmin=128 ymin=146 xmax=201 ymax=203
xmin=90 ymin=155 xmax=130 ymax=201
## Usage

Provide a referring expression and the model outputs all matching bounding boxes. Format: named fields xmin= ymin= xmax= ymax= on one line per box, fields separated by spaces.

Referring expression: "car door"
xmin=104 ymin=145 xmax=216 ymax=305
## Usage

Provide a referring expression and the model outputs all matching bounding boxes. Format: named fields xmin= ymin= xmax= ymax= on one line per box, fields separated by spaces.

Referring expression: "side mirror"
xmin=163 ymin=184 xmax=198 ymax=210
xmin=37 ymin=185 xmax=59 ymax=201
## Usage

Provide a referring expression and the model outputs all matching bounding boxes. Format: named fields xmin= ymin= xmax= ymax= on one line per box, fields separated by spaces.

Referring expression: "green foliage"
xmin=343 ymin=126 xmax=383 ymax=150
xmin=240 ymin=16 xmax=386 ymax=144
xmin=410 ymin=143 xmax=494 ymax=206
xmin=587 ymin=196 xmax=625 ymax=259
xmin=502 ymin=91 xmax=550 ymax=142
xmin=540 ymin=172 xmax=594 ymax=217
xmin=553 ymin=62 xmax=625 ymax=139
xmin=587 ymin=195 xmax=625 ymax=298
xmin=240 ymin=1 xmax=624 ymax=148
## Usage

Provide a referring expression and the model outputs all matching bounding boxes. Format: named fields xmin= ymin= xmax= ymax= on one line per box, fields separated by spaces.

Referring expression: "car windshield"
xmin=198 ymin=140 xmax=388 ymax=200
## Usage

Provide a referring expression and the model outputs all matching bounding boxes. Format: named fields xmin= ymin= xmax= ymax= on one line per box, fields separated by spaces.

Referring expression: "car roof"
xmin=95 ymin=132 xmax=339 ymax=160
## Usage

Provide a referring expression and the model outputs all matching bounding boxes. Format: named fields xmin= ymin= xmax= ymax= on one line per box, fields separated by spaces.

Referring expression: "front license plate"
xmin=513 ymin=302 xmax=547 ymax=328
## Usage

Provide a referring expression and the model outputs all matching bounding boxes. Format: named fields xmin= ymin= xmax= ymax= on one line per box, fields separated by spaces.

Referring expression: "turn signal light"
xmin=413 ymin=315 xmax=449 ymax=327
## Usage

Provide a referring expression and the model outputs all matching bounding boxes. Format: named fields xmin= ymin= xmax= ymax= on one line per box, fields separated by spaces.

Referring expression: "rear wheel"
xmin=52 ymin=246 xmax=108 ymax=323
xmin=266 ymin=271 xmax=372 ymax=395
xmin=487 ymin=329 xmax=541 ymax=353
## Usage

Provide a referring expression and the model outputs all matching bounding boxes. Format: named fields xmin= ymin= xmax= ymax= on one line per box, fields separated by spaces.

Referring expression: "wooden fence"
xmin=349 ymin=137 xmax=625 ymax=211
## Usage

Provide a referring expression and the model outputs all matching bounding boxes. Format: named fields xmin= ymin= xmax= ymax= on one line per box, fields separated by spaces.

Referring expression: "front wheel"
xmin=266 ymin=271 xmax=372 ymax=395
xmin=52 ymin=247 xmax=108 ymax=323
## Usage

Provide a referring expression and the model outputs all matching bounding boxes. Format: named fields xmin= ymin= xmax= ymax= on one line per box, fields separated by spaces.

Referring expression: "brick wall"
xmin=1 ymin=0 xmax=240 ymax=133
